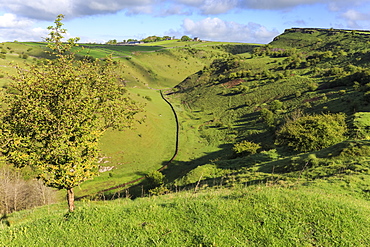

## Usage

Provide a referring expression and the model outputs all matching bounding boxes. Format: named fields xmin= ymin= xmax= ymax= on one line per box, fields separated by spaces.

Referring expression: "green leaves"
xmin=233 ymin=140 xmax=261 ymax=156
xmin=0 ymin=15 xmax=142 ymax=210
xmin=275 ymin=113 xmax=347 ymax=152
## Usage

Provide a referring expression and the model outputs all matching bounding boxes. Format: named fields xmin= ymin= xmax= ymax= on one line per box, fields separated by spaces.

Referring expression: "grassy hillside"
xmin=0 ymin=40 xmax=259 ymax=199
xmin=160 ymin=28 xmax=370 ymax=191
xmin=1 ymin=185 xmax=370 ymax=246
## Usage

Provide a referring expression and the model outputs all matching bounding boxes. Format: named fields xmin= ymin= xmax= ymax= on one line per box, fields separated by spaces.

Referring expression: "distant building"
xmin=128 ymin=41 xmax=144 ymax=45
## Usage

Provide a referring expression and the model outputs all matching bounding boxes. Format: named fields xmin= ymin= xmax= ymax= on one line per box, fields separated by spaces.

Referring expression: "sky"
xmin=0 ymin=0 xmax=370 ymax=44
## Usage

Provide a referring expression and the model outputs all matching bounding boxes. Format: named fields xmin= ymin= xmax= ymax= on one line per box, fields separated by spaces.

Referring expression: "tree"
xmin=180 ymin=35 xmax=191 ymax=41
xmin=275 ymin=113 xmax=347 ymax=152
xmin=105 ymin=39 xmax=117 ymax=45
xmin=0 ymin=15 xmax=141 ymax=212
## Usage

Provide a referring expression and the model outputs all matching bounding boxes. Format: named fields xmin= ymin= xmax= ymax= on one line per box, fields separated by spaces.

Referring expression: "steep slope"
xmin=1 ymin=186 xmax=370 ymax=246
xmin=164 ymin=28 xmax=370 ymax=189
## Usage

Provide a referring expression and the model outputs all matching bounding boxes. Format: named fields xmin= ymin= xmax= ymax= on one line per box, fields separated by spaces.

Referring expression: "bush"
xmin=270 ymin=100 xmax=283 ymax=112
xmin=307 ymin=82 xmax=318 ymax=91
xmin=149 ymin=185 xmax=169 ymax=196
xmin=275 ymin=113 xmax=347 ymax=152
xmin=233 ymin=140 xmax=261 ymax=156
xmin=305 ymin=153 xmax=320 ymax=166
xmin=260 ymin=108 xmax=275 ymax=127
xmin=146 ymin=170 xmax=165 ymax=188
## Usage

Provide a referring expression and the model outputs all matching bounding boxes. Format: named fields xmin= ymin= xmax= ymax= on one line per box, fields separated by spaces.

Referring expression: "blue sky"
xmin=0 ymin=0 xmax=369 ymax=44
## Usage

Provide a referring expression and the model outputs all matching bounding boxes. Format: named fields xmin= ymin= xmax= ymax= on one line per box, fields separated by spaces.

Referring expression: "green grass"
xmin=1 ymin=185 xmax=370 ymax=246
xmin=75 ymin=88 xmax=177 ymax=197
xmin=0 ymin=40 xmax=222 ymax=198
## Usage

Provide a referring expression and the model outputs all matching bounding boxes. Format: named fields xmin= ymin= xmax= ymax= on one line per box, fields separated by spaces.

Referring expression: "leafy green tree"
xmin=146 ymin=170 xmax=165 ymax=188
xmin=0 ymin=15 xmax=141 ymax=212
xmin=181 ymin=35 xmax=191 ymax=41
xmin=106 ymin=39 xmax=117 ymax=45
xmin=275 ymin=113 xmax=347 ymax=152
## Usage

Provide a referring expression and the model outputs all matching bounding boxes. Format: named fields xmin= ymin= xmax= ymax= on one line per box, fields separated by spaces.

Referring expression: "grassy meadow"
xmin=1 ymin=185 xmax=370 ymax=246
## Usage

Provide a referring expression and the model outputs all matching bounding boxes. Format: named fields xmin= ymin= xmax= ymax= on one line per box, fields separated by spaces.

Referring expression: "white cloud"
xmin=0 ymin=26 xmax=48 ymax=42
xmin=0 ymin=0 xmax=369 ymax=21
xmin=200 ymin=0 xmax=238 ymax=15
xmin=155 ymin=5 xmax=192 ymax=16
xmin=182 ymin=17 xmax=279 ymax=43
xmin=238 ymin=0 xmax=368 ymax=10
xmin=341 ymin=9 xmax=370 ymax=28
xmin=0 ymin=13 xmax=33 ymax=28
xmin=0 ymin=0 xmax=157 ymax=20
xmin=0 ymin=0 xmax=74 ymax=20
xmin=238 ymin=0 xmax=320 ymax=10
xmin=0 ymin=13 xmax=48 ymax=42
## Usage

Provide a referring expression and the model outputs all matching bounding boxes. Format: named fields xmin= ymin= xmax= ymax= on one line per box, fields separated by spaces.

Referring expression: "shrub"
xmin=233 ymin=140 xmax=261 ymax=156
xmin=260 ymin=108 xmax=275 ymax=127
xmin=275 ymin=113 xmax=347 ymax=152
xmin=238 ymin=85 xmax=249 ymax=93
xmin=305 ymin=154 xmax=320 ymax=166
xmin=307 ymin=82 xmax=318 ymax=91
xmin=270 ymin=100 xmax=283 ymax=112
xmin=146 ymin=170 xmax=165 ymax=188
xmin=149 ymin=185 xmax=169 ymax=196
xmin=260 ymin=149 xmax=280 ymax=160
xmin=143 ymin=95 xmax=152 ymax=101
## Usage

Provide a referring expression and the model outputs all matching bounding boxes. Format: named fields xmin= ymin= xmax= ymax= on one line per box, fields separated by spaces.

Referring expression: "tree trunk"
xmin=67 ymin=188 xmax=75 ymax=212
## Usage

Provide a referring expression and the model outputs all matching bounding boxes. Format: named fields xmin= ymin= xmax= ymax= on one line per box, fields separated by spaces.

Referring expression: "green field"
xmin=1 ymin=184 xmax=370 ymax=246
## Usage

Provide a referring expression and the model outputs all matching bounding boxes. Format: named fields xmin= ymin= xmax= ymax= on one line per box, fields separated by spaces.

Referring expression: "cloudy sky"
xmin=0 ymin=0 xmax=369 ymax=44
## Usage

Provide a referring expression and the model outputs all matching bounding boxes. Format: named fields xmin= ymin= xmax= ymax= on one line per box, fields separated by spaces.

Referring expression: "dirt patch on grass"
xmin=222 ymin=79 xmax=244 ymax=88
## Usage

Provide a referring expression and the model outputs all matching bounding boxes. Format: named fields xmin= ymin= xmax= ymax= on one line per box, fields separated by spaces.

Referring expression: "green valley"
xmin=1 ymin=27 xmax=370 ymax=246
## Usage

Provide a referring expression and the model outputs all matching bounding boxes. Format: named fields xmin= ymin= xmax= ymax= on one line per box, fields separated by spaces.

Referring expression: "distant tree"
xmin=141 ymin=36 xmax=163 ymax=43
xmin=0 ymin=15 xmax=141 ymax=212
xmin=181 ymin=35 xmax=191 ymax=41
xmin=106 ymin=39 xmax=117 ymax=45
